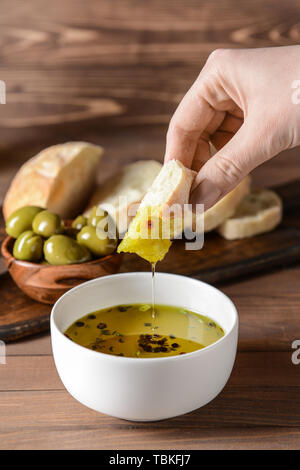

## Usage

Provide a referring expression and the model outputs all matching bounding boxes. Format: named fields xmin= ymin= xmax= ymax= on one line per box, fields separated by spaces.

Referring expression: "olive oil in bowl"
xmin=65 ymin=304 xmax=224 ymax=358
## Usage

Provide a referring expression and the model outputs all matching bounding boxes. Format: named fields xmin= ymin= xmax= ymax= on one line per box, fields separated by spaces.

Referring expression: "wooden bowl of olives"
xmin=1 ymin=206 xmax=123 ymax=304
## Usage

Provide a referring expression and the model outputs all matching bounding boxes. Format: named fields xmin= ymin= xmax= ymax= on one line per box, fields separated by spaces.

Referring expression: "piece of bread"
xmin=117 ymin=160 xmax=196 ymax=263
xmin=3 ymin=142 xmax=103 ymax=220
xmin=84 ymin=160 xmax=162 ymax=234
xmin=201 ymin=176 xmax=251 ymax=232
xmin=218 ymin=189 xmax=282 ymax=240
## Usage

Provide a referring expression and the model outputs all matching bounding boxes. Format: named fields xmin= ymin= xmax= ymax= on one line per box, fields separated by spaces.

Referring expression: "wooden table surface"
xmin=1 ymin=0 xmax=300 ymax=450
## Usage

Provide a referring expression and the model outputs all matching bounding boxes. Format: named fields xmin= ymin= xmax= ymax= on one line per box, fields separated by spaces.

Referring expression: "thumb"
xmin=190 ymin=122 xmax=269 ymax=210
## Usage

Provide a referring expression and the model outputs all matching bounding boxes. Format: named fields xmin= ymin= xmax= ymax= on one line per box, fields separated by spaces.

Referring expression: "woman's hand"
xmin=164 ymin=46 xmax=300 ymax=209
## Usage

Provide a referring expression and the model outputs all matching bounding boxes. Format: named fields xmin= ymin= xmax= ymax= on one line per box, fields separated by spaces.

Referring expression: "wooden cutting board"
xmin=1 ymin=179 xmax=300 ymax=342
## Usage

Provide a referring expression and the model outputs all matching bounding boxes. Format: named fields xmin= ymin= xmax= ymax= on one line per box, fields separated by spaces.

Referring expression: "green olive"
xmin=77 ymin=225 xmax=117 ymax=257
xmin=32 ymin=210 xmax=62 ymax=238
xmin=44 ymin=234 xmax=92 ymax=265
xmin=88 ymin=206 xmax=109 ymax=228
xmin=13 ymin=230 xmax=44 ymax=262
xmin=6 ymin=206 xmax=43 ymax=238
xmin=72 ymin=215 xmax=87 ymax=231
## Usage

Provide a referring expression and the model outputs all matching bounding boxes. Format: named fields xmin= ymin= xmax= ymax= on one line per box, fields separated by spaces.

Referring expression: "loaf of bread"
xmin=84 ymin=160 xmax=162 ymax=234
xmin=3 ymin=142 xmax=103 ymax=220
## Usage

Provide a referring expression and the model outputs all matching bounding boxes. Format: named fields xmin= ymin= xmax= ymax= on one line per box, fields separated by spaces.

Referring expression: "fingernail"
xmin=190 ymin=179 xmax=221 ymax=211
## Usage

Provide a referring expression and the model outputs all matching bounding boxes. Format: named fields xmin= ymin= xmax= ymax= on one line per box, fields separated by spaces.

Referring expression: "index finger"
xmin=164 ymin=82 xmax=215 ymax=168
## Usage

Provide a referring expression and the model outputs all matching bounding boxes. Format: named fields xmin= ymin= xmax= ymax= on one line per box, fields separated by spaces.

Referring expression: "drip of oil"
xmin=151 ymin=262 xmax=156 ymax=319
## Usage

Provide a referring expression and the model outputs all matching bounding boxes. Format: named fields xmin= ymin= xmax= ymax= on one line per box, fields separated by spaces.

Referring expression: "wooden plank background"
xmin=1 ymin=0 xmax=300 ymax=450
xmin=1 ymin=0 xmax=300 ymax=199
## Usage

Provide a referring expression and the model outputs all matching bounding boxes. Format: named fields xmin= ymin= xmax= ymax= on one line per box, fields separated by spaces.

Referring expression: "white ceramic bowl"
xmin=51 ymin=272 xmax=238 ymax=421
